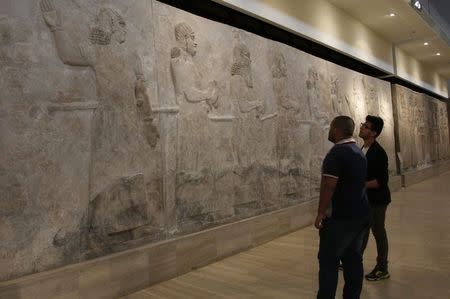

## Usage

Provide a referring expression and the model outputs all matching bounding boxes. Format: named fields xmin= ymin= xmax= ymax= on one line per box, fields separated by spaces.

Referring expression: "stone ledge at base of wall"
xmin=389 ymin=175 xmax=403 ymax=192
xmin=0 ymin=200 xmax=317 ymax=299
xmin=402 ymin=160 xmax=450 ymax=187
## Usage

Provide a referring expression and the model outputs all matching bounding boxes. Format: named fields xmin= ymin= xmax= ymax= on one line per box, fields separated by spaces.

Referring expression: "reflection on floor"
xmin=123 ymin=171 xmax=450 ymax=299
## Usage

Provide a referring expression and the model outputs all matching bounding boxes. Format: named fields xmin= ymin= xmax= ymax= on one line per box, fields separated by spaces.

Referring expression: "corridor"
xmin=124 ymin=171 xmax=450 ymax=299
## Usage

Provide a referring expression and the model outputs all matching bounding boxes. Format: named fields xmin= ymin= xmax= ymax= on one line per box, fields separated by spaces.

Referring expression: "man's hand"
xmin=40 ymin=0 xmax=61 ymax=30
xmin=314 ymin=213 xmax=326 ymax=229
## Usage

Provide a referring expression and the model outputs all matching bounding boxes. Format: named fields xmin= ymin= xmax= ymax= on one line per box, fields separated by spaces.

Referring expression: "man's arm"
xmin=315 ymin=175 xmax=337 ymax=229
xmin=366 ymin=146 xmax=389 ymax=189
xmin=366 ymin=179 xmax=379 ymax=189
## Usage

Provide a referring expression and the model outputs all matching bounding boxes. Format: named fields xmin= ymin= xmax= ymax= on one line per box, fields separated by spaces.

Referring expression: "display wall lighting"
xmin=389 ymin=13 xmax=396 ymax=17
xmin=411 ymin=0 xmax=422 ymax=11
xmin=424 ymin=42 xmax=429 ymax=46
xmin=436 ymin=52 xmax=441 ymax=56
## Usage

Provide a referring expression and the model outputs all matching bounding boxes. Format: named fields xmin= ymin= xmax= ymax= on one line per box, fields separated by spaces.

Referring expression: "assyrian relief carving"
xmin=330 ymin=76 xmax=352 ymax=119
xmin=40 ymin=0 xmax=161 ymax=255
xmin=170 ymin=22 xmax=219 ymax=109
xmin=229 ymin=42 xmax=280 ymax=215
xmin=271 ymin=51 xmax=309 ymax=203
xmin=6 ymin=0 xmax=448 ymax=281
xmin=393 ymin=85 xmax=449 ymax=172
xmin=87 ymin=174 xmax=150 ymax=254
xmin=438 ymin=105 xmax=450 ymax=160
xmin=170 ymin=22 xmax=220 ymax=229
xmin=306 ymin=67 xmax=331 ymax=197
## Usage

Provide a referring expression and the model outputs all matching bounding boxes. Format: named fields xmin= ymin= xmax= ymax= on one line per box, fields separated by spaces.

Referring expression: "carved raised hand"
xmin=40 ymin=0 xmax=61 ymax=31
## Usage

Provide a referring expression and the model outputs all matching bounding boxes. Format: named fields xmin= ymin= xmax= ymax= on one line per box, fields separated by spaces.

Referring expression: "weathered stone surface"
xmin=0 ymin=0 xmax=446 ymax=282
xmin=393 ymin=85 xmax=449 ymax=172
xmin=1 ymin=0 xmax=161 ymax=281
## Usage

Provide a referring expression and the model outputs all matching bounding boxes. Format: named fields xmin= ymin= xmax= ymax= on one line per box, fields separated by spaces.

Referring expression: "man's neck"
xmin=335 ymin=137 xmax=356 ymax=144
xmin=363 ymin=137 xmax=376 ymax=148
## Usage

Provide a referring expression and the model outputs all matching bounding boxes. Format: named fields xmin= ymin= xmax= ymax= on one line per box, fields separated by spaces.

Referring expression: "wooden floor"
xmin=123 ymin=171 xmax=450 ymax=299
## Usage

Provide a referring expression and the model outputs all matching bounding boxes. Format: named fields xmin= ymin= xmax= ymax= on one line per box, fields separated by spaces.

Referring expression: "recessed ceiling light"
xmin=436 ymin=52 xmax=441 ymax=56
xmin=389 ymin=13 xmax=396 ymax=17
xmin=424 ymin=42 xmax=429 ymax=46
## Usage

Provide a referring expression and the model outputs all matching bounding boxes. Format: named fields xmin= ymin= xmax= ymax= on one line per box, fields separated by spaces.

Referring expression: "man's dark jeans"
xmin=317 ymin=217 xmax=369 ymax=299
xmin=362 ymin=204 xmax=389 ymax=271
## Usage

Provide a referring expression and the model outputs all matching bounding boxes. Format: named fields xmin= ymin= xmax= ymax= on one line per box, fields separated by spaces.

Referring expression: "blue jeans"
xmin=317 ymin=217 xmax=369 ymax=299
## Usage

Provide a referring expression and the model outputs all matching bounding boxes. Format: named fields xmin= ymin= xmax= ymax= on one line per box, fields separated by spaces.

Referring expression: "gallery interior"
xmin=1 ymin=0 xmax=449 ymax=298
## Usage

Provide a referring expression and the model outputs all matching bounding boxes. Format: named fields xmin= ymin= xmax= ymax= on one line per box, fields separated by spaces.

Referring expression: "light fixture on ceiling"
xmin=411 ymin=0 xmax=422 ymax=11
xmin=389 ymin=13 xmax=396 ymax=17
xmin=424 ymin=42 xmax=429 ymax=46
xmin=436 ymin=52 xmax=441 ymax=56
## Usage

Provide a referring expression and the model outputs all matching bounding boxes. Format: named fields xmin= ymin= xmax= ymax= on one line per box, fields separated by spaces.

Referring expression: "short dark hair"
xmin=332 ymin=115 xmax=355 ymax=138
xmin=366 ymin=115 xmax=384 ymax=137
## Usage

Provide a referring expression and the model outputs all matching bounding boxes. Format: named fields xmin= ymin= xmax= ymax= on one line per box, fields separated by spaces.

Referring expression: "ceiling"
xmin=327 ymin=0 xmax=450 ymax=79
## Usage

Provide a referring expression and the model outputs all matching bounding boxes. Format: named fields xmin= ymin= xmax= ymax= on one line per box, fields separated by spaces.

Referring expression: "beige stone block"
xmin=18 ymin=270 xmax=79 ymax=299
xmin=251 ymin=213 xmax=280 ymax=246
xmin=275 ymin=208 xmax=292 ymax=235
xmin=176 ymin=231 xmax=217 ymax=275
xmin=78 ymin=261 xmax=119 ymax=299
xmin=109 ymin=251 xmax=150 ymax=297
xmin=290 ymin=200 xmax=316 ymax=231
xmin=403 ymin=166 xmax=436 ymax=187
xmin=389 ymin=175 xmax=403 ymax=191
xmin=0 ymin=286 xmax=20 ymax=299
xmin=216 ymin=220 xmax=253 ymax=259
xmin=147 ymin=242 xmax=177 ymax=285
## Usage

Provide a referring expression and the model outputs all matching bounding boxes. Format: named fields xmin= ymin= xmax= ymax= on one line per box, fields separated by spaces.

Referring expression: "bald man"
xmin=315 ymin=116 xmax=370 ymax=299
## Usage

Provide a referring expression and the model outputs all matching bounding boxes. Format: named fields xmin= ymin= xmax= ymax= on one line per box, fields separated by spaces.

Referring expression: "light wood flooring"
xmin=123 ymin=171 xmax=450 ymax=299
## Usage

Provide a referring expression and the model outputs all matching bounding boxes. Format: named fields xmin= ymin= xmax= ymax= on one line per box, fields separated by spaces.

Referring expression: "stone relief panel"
xmin=1 ymin=0 xmax=162 ymax=280
xmin=269 ymin=45 xmax=311 ymax=204
xmin=393 ymin=84 xmax=449 ymax=172
xmin=3 ymin=0 xmax=447 ymax=282
xmin=229 ymin=37 xmax=280 ymax=218
xmin=327 ymin=64 xmax=396 ymax=175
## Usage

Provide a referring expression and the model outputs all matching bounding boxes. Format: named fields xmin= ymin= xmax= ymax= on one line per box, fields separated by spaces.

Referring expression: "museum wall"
xmin=393 ymin=84 xmax=450 ymax=172
xmin=0 ymin=0 xmax=436 ymax=282
xmin=394 ymin=47 xmax=449 ymax=98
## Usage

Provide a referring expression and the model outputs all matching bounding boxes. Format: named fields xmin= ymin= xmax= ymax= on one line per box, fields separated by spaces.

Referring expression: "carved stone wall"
xmin=0 ymin=0 xmax=162 ymax=281
xmin=393 ymin=84 xmax=450 ymax=172
xmin=1 ymin=0 xmax=441 ymax=281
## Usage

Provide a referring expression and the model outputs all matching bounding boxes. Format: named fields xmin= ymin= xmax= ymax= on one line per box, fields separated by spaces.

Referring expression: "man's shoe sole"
xmin=365 ymin=273 xmax=390 ymax=281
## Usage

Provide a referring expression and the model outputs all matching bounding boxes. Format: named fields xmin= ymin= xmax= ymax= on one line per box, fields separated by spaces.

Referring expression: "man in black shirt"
xmin=359 ymin=115 xmax=391 ymax=281
xmin=315 ymin=116 xmax=369 ymax=299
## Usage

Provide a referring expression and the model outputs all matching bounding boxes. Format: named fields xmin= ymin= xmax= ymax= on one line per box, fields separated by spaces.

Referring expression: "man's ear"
xmin=370 ymin=130 xmax=377 ymax=138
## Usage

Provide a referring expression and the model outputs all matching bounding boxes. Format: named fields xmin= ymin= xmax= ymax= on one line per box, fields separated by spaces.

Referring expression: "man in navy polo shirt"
xmin=315 ymin=115 xmax=369 ymax=299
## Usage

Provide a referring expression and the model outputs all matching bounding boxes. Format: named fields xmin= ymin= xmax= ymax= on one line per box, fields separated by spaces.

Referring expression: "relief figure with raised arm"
xmin=40 ymin=0 xmax=161 ymax=255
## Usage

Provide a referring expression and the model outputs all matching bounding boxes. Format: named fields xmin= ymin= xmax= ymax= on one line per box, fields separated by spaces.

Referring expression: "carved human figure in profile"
xmin=230 ymin=43 xmax=264 ymax=116
xmin=170 ymin=22 xmax=218 ymax=110
xmin=306 ymin=67 xmax=330 ymax=198
xmin=271 ymin=51 xmax=309 ymax=201
xmin=40 ymin=0 xmax=160 ymax=250
xmin=271 ymin=51 xmax=300 ymax=112
xmin=229 ymin=43 xmax=271 ymax=215
xmin=306 ymin=67 xmax=329 ymax=124
xmin=330 ymin=75 xmax=352 ymax=119
xmin=169 ymin=22 xmax=220 ymax=226
xmin=230 ymin=43 xmax=265 ymax=169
